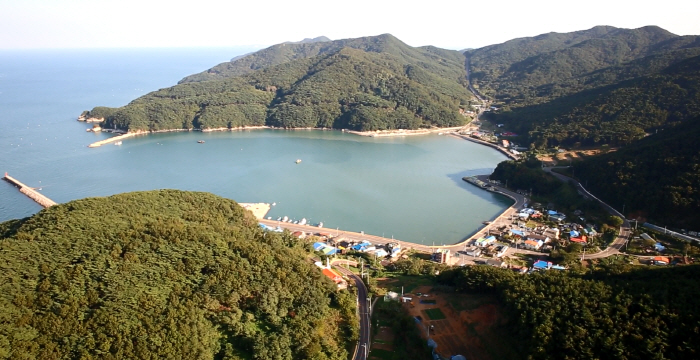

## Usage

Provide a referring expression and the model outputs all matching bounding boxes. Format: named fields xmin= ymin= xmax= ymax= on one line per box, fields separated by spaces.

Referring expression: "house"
xmin=583 ymin=227 xmax=598 ymax=236
xmin=509 ymin=229 xmax=525 ymax=238
xmin=543 ymin=228 xmax=560 ymax=239
xmin=475 ymin=236 xmax=497 ymax=247
xmin=322 ymin=268 xmax=343 ymax=283
xmin=570 ymin=235 xmax=588 ymax=244
xmin=432 ymin=249 xmax=451 ymax=264
xmin=464 ymin=246 xmax=482 ymax=257
xmin=292 ymin=231 xmax=306 ymax=239
xmin=374 ymin=249 xmax=388 ymax=258
xmin=570 ymin=230 xmax=581 ymax=238
xmin=523 ymin=239 xmax=544 ymax=250
xmin=486 ymin=259 xmax=506 ymax=268
xmin=533 ymin=260 xmax=552 ymax=270
xmin=652 ymin=256 xmax=670 ymax=265
xmin=527 ymin=234 xmax=549 ymax=243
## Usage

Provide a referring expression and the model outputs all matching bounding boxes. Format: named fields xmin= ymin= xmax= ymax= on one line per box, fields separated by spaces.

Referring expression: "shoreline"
xmin=85 ymin=125 xmax=470 ymax=148
xmin=83 ymin=121 xmax=520 ymax=249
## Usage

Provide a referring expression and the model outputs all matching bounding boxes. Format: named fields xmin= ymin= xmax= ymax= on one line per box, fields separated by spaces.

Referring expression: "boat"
xmin=267 ymin=216 xmax=272 ymax=220
xmin=293 ymin=220 xmax=299 ymax=224
xmin=197 ymin=140 xmax=205 ymax=144
xmin=114 ymin=141 xmax=122 ymax=146
xmin=299 ymin=218 xmax=307 ymax=225
xmin=282 ymin=216 xmax=288 ymax=222
xmin=318 ymin=222 xmax=324 ymax=228
xmin=276 ymin=217 xmax=282 ymax=221
xmin=295 ymin=159 xmax=302 ymax=164
xmin=272 ymin=202 xmax=276 ymax=206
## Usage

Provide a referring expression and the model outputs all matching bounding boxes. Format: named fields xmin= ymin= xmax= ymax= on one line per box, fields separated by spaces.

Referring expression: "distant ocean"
xmin=0 ymin=47 xmax=510 ymax=245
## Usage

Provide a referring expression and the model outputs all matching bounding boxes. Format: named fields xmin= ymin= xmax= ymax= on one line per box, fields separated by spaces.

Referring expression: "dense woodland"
xmin=85 ymin=34 xmax=473 ymax=132
xmin=438 ymin=264 xmax=700 ymax=360
xmin=574 ymin=116 xmax=700 ymax=228
xmin=0 ymin=191 xmax=356 ymax=360
xmin=469 ymin=26 xmax=700 ymax=147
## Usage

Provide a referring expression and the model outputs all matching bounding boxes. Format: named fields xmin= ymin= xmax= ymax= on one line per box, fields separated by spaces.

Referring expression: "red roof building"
xmin=570 ymin=235 xmax=588 ymax=243
xmin=322 ymin=268 xmax=342 ymax=283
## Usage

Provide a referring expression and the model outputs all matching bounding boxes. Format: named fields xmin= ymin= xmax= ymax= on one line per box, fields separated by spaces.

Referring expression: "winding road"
xmin=331 ymin=260 xmax=371 ymax=360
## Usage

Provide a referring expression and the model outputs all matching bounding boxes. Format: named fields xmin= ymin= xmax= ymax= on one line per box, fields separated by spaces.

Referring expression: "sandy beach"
xmin=240 ymin=203 xmax=271 ymax=220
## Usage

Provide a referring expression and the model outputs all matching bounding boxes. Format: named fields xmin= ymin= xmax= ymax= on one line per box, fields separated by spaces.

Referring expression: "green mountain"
xmin=468 ymin=26 xmax=700 ymax=147
xmin=85 ymin=34 xmax=473 ymax=132
xmin=574 ymin=115 xmax=700 ymax=228
xmin=438 ymin=264 xmax=700 ymax=359
xmin=0 ymin=190 xmax=356 ymax=359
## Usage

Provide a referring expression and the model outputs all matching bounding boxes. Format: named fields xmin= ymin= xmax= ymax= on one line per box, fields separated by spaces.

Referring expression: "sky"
xmin=1 ymin=0 xmax=699 ymax=50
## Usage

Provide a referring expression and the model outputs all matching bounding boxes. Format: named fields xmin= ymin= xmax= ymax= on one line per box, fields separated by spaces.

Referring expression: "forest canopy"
xmin=85 ymin=34 xmax=474 ymax=133
xmin=0 ymin=190 xmax=356 ymax=360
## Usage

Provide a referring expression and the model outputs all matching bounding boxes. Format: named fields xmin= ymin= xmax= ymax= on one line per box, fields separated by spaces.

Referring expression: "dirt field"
xmin=403 ymin=285 xmax=518 ymax=360
xmin=538 ymin=148 xmax=612 ymax=166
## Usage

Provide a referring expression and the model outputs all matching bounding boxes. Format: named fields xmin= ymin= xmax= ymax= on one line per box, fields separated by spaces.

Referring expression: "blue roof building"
xmin=533 ymin=260 xmax=552 ymax=270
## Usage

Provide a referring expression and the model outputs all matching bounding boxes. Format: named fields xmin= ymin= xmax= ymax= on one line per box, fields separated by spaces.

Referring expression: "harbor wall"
xmin=3 ymin=173 xmax=57 ymax=208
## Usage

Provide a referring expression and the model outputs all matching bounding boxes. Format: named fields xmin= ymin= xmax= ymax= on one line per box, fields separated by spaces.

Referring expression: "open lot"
xmin=403 ymin=285 xmax=520 ymax=360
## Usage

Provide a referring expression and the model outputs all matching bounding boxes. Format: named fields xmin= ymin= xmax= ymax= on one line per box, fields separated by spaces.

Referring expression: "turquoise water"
xmin=0 ymin=48 xmax=510 ymax=245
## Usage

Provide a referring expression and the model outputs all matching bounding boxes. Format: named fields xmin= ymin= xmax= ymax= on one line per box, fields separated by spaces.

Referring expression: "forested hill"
xmin=438 ymin=264 xmax=700 ymax=359
xmin=468 ymin=25 xmax=700 ymax=147
xmin=0 ymin=190 xmax=356 ymax=359
xmin=574 ymin=115 xmax=700 ymax=228
xmin=84 ymin=34 xmax=473 ymax=132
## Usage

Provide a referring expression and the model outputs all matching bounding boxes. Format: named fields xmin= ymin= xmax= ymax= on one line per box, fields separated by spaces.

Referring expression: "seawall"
xmin=3 ymin=173 xmax=57 ymax=208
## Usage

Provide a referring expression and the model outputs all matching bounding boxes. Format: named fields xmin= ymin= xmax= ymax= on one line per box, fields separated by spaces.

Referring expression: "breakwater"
xmin=3 ymin=173 xmax=57 ymax=208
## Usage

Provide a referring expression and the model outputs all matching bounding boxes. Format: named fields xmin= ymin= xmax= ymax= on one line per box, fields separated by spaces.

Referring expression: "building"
xmin=486 ymin=259 xmax=506 ymax=268
xmin=533 ymin=260 xmax=552 ymax=270
xmin=652 ymin=256 xmax=670 ymax=265
xmin=475 ymin=236 xmax=497 ymax=247
xmin=523 ymin=239 xmax=544 ymax=250
xmin=543 ymin=228 xmax=560 ymax=239
xmin=432 ymin=249 xmax=451 ymax=264
xmin=464 ymin=246 xmax=482 ymax=257
xmin=527 ymin=234 xmax=549 ymax=243
xmin=570 ymin=235 xmax=588 ymax=244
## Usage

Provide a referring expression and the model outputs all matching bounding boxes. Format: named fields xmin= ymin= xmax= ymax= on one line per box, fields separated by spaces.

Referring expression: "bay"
xmin=0 ymin=48 xmax=510 ymax=245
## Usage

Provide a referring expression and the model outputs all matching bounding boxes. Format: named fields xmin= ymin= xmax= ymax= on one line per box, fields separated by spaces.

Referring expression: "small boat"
xmin=272 ymin=202 xmax=276 ymax=206
xmin=114 ymin=141 xmax=122 ymax=146
xmin=318 ymin=222 xmax=324 ymax=228
xmin=276 ymin=217 xmax=282 ymax=221
xmin=282 ymin=216 xmax=288 ymax=222
xmin=197 ymin=140 xmax=205 ymax=144
xmin=293 ymin=220 xmax=299 ymax=224
xmin=299 ymin=218 xmax=307 ymax=225
xmin=267 ymin=217 xmax=272 ymax=220
xmin=295 ymin=159 xmax=302 ymax=164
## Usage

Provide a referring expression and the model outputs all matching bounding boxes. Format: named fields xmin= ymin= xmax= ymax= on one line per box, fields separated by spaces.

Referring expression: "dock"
xmin=3 ymin=173 xmax=57 ymax=208
xmin=88 ymin=132 xmax=137 ymax=148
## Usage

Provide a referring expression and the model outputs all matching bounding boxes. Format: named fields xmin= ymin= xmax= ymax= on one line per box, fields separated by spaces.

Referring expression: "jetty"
xmin=3 ymin=173 xmax=57 ymax=208
xmin=88 ymin=132 xmax=137 ymax=148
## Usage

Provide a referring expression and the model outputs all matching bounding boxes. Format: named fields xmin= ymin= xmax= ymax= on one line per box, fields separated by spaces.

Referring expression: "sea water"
xmin=0 ymin=48 xmax=510 ymax=245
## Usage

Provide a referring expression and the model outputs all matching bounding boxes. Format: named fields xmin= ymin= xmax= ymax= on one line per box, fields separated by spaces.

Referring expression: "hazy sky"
xmin=1 ymin=0 xmax=698 ymax=50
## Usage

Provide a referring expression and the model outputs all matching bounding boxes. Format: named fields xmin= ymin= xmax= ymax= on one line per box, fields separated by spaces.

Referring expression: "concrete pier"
xmin=3 ymin=173 xmax=57 ymax=208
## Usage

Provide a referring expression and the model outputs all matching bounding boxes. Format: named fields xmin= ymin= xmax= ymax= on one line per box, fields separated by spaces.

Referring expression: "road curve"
xmin=542 ymin=167 xmax=631 ymax=259
xmin=332 ymin=260 xmax=370 ymax=360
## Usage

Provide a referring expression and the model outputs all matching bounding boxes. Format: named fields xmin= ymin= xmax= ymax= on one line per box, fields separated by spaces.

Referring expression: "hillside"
xmin=84 ymin=34 xmax=473 ymax=132
xmin=574 ymin=116 xmax=700 ymax=228
xmin=438 ymin=264 xmax=700 ymax=359
xmin=468 ymin=26 xmax=700 ymax=147
xmin=0 ymin=190 xmax=356 ymax=359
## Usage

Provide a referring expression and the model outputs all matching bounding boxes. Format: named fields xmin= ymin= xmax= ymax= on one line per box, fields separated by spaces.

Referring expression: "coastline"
xmin=449 ymin=133 xmax=520 ymax=160
xmin=85 ymin=124 xmax=469 ymax=147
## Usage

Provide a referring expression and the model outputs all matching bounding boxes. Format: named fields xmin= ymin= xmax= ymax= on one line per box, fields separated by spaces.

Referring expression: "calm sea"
xmin=0 ymin=48 xmax=510 ymax=245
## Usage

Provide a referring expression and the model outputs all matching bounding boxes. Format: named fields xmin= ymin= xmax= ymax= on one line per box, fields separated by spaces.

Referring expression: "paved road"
xmin=332 ymin=260 xmax=370 ymax=360
xmin=542 ymin=166 xmax=631 ymax=259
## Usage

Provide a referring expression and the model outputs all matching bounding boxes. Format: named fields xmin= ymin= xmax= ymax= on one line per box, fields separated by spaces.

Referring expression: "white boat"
xmin=276 ymin=217 xmax=281 ymax=221
xmin=299 ymin=218 xmax=307 ymax=225
xmin=282 ymin=216 xmax=288 ymax=222
xmin=114 ymin=141 xmax=122 ymax=146
xmin=295 ymin=159 xmax=302 ymax=164
xmin=318 ymin=222 xmax=324 ymax=228
xmin=293 ymin=220 xmax=299 ymax=224
xmin=272 ymin=202 xmax=276 ymax=206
